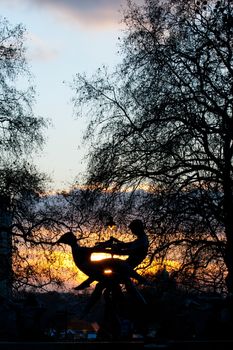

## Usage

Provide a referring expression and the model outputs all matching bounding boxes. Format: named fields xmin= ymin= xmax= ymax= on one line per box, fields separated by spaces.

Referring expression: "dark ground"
xmin=1 ymin=282 xmax=233 ymax=346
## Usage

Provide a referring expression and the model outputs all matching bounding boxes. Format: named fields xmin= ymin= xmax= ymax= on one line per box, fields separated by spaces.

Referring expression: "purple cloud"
xmin=17 ymin=0 xmax=128 ymax=29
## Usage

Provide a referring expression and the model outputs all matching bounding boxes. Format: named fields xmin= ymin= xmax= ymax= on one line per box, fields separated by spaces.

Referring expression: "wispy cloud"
xmin=26 ymin=32 xmax=59 ymax=61
xmin=6 ymin=0 xmax=128 ymax=29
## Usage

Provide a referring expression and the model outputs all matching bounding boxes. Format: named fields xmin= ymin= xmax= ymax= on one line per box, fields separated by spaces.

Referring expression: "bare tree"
xmin=71 ymin=0 xmax=233 ymax=294
xmin=0 ymin=17 xmax=49 ymax=298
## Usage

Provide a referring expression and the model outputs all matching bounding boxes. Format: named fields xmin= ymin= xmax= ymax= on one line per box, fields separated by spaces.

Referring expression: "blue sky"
xmin=0 ymin=0 xmax=128 ymax=191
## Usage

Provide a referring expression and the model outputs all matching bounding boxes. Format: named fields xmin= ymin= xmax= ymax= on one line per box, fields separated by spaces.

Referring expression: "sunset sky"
xmin=0 ymin=0 xmax=134 ymax=190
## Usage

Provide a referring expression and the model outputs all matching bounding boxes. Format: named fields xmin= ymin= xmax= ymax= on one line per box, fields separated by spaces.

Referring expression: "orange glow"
xmin=108 ymin=224 xmax=117 ymax=230
xmin=13 ymin=246 xmax=90 ymax=290
xmin=91 ymin=252 xmax=113 ymax=261
xmin=13 ymin=226 xmax=182 ymax=292
xmin=138 ymin=258 xmax=180 ymax=280
xmin=91 ymin=252 xmax=128 ymax=261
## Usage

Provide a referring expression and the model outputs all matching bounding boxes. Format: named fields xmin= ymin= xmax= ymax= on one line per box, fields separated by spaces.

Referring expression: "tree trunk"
xmin=224 ymin=225 xmax=233 ymax=295
xmin=222 ymin=171 xmax=233 ymax=294
xmin=0 ymin=195 xmax=12 ymax=300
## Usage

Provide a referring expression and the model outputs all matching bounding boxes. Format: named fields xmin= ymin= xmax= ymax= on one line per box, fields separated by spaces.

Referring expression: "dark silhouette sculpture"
xmin=74 ymin=219 xmax=149 ymax=291
xmin=56 ymin=231 xmax=148 ymax=288
xmin=97 ymin=219 xmax=149 ymax=266
xmin=56 ymin=222 xmax=150 ymax=339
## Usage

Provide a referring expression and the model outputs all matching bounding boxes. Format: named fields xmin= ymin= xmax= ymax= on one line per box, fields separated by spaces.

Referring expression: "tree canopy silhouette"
xmin=72 ymin=0 xmax=233 ymax=294
xmin=0 ymin=17 xmax=49 ymax=296
xmin=0 ymin=17 xmax=48 ymax=198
